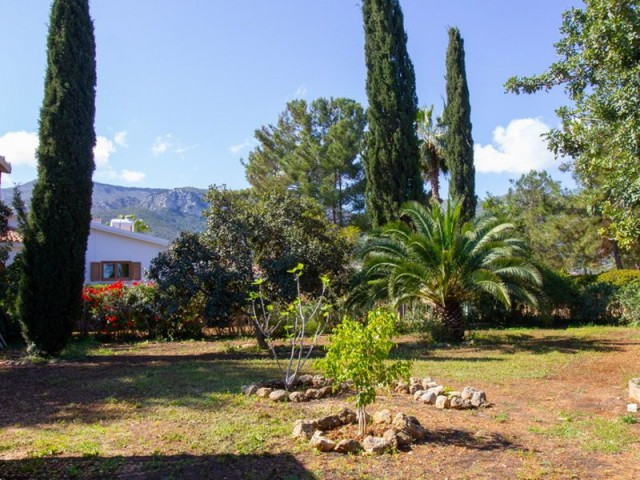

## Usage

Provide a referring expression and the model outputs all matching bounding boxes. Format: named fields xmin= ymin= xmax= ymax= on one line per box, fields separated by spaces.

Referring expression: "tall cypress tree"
xmin=18 ymin=0 xmax=96 ymax=356
xmin=442 ymin=27 xmax=476 ymax=222
xmin=362 ymin=0 xmax=423 ymax=227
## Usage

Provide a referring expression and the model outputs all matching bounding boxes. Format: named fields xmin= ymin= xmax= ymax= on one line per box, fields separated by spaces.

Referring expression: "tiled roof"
xmin=0 ymin=229 xmax=22 ymax=243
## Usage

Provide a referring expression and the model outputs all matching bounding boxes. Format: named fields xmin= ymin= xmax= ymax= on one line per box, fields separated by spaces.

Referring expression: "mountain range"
xmin=2 ymin=181 xmax=209 ymax=240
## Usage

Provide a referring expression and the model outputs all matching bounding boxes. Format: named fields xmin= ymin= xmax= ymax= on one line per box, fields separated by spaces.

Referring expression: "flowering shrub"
xmin=81 ymin=281 xmax=159 ymax=338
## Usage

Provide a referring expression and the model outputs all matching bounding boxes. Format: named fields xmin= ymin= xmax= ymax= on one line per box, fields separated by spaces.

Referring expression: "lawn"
xmin=1 ymin=327 xmax=639 ymax=479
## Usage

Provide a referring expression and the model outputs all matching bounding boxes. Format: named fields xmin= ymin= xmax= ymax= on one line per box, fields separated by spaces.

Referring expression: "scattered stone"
xmin=394 ymin=382 xmax=410 ymax=394
xmin=269 ymin=389 xmax=289 ymax=402
xmin=428 ymin=385 xmax=445 ymax=396
xmin=318 ymin=385 xmax=334 ymax=398
xmin=435 ymin=395 xmax=451 ymax=409
xmin=255 ymin=387 xmax=273 ymax=398
xmin=335 ymin=438 xmax=361 ymax=454
xmin=413 ymin=390 xmax=426 ymax=401
xmin=461 ymin=399 xmax=473 ymax=409
xmin=305 ymin=388 xmax=321 ymax=400
xmin=242 ymin=384 xmax=258 ymax=396
xmin=450 ymin=396 xmax=467 ymax=409
xmin=628 ymin=403 xmax=638 ymax=413
xmin=311 ymin=431 xmax=336 ymax=452
xmin=373 ymin=409 xmax=392 ymax=425
xmin=315 ymin=415 xmax=342 ymax=431
xmin=383 ymin=428 xmax=399 ymax=449
xmin=363 ymin=435 xmax=391 ymax=455
xmin=409 ymin=383 xmax=422 ymax=394
xmin=289 ymin=391 xmax=307 ymax=403
xmin=420 ymin=377 xmax=433 ymax=389
xmin=396 ymin=430 xmax=413 ymax=447
xmin=338 ymin=407 xmax=357 ymax=425
xmin=312 ymin=375 xmax=327 ymax=387
xmin=462 ymin=386 xmax=478 ymax=400
xmin=425 ymin=381 xmax=439 ymax=389
xmin=630 ymin=378 xmax=640 ymax=403
xmin=392 ymin=413 xmax=427 ymax=441
xmin=420 ymin=391 xmax=438 ymax=405
xmin=448 ymin=391 xmax=462 ymax=398
xmin=471 ymin=391 xmax=487 ymax=407
xmin=297 ymin=374 xmax=314 ymax=386
xmin=292 ymin=420 xmax=317 ymax=440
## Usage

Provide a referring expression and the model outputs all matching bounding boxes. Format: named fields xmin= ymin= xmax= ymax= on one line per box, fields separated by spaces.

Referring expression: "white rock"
xmin=255 ymin=387 xmax=273 ymax=398
xmin=292 ymin=420 xmax=317 ymax=440
xmin=435 ymin=395 xmax=451 ymax=409
xmin=628 ymin=403 xmax=638 ymax=413
xmin=373 ymin=409 xmax=392 ymax=424
xmin=363 ymin=435 xmax=391 ymax=455
xmin=413 ymin=390 xmax=426 ymax=401
xmin=420 ymin=391 xmax=438 ymax=404
xmin=269 ymin=389 xmax=289 ymax=402
xmin=310 ymin=430 xmax=336 ymax=452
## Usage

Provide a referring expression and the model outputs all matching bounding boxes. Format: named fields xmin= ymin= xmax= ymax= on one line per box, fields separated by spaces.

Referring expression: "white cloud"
xmin=229 ymin=139 xmax=255 ymax=154
xmin=152 ymin=134 xmax=172 ymax=155
xmin=475 ymin=118 xmax=556 ymax=174
xmin=114 ymin=130 xmax=128 ymax=147
xmin=0 ymin=131 xmax=39 ymax=167
xmin=120 ymin=169 xmax=146 ymax=183
xmin=93 ymin=136 xmax=116 ymax=167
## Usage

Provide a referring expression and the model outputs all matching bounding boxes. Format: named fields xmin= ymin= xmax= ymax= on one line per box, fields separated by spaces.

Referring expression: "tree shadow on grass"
xmin=422 ymin=428 xmax=523 ymax=452
xmin=0 ymin=452 xmax=317 ymax=480
xmin=0 ymin=353 xmax=284 ymax=428
xmin=393 ymin=332 xmax=624 ymax=359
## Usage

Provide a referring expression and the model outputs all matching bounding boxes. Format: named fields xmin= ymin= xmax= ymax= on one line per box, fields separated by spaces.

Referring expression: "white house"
xmin=85 ymin=220 xmax=170 ymax=283
xmin=5 ymin=215 xmax=170 ymax=283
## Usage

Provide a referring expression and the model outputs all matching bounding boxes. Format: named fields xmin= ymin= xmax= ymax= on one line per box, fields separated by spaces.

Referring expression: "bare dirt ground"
xmin=0 ymin=327 xmax=639 ymax=480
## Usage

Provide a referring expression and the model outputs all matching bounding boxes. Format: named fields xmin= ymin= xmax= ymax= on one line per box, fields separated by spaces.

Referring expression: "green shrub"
xmin=318 ymin=308 xmax=411 ymax=435
xmin=611 ymin=280 xmax=640 ymax=326
xmin=596 ymin=269 xmax=640 ymax=287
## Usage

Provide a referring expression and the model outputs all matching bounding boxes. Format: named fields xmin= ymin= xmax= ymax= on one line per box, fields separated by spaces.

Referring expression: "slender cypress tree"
xmin=18 ymin=0 xmax=96 ymax=356
xmin=442 ymin=27 xmax=476 ymax=222
xmin=362 ymin=0 xmax=423 ymax=227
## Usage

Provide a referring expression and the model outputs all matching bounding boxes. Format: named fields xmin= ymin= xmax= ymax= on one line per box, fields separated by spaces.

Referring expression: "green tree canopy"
xmin=18 ymin=0 xmax=96 ymax=356
xmin=483 ymin=170 xmax=607 ymax=274
xmin=442 ymin=27 xmax=476 ymax=222
xmin=505 ymin=0 xmax=640 ymax=248
xmin=243 ymin=97 xmax=366 ymax=226
xmin=362 ymin=0 xmax=423 ymax=227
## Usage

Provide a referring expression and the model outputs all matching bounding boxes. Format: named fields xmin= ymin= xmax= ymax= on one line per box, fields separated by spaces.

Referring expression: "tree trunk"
xmin=428 ymin=161 xmax=441 ymax=204
xmin=611 ymin=239 xmax=624 ymax=270
xmin=435 ymin=302 xmax=465 ymax=343
xmin=253 ymin=324 xmax=269 ymax=350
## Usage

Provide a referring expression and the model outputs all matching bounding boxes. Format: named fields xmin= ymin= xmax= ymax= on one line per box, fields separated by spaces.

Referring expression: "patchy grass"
xmin=530 ymin=411 xmax=638 ymax=454
xmin=1 ymin=326 xmax=639 ymax=479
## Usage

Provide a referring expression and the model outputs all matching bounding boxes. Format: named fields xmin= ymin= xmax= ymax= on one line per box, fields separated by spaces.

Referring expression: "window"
xmin=90 ymin=261 xmax=141 ymax=282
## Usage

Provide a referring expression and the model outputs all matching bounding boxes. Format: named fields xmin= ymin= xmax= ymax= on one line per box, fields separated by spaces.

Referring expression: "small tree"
xmin=318 ymin=308 xmax=411 ymax=436
xmin=248 ymin=264 xmax=332 ymax=391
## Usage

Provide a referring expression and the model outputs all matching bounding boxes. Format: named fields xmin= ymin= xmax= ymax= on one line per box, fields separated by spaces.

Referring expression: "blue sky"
xmin=0 ymin=0 xmax=580 ymax=197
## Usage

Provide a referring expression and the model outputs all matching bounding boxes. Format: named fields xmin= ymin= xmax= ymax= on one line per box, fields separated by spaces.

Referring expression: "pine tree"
xmin=442 ymin=27 xmax=476 ymax=222
xmin=18 ymin=0 xmax=96 ymax=356
xmin=362 ymin=0 xmax=423 ymax=227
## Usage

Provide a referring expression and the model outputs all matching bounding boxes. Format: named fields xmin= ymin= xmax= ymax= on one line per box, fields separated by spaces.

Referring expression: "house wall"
xmin=85 ymin=226 xmax=168 ymax=283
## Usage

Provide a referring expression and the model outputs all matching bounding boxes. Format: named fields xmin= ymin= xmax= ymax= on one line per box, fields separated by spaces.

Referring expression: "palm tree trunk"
xmin=428 ymin=162 xmax=441 ymax=203
xmin=436 ymin=302 xmax=465 ymax=343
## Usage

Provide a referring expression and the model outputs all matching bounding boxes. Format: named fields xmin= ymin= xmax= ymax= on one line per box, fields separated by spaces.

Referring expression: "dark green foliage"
xmin=362 ymin=0 xmax=423 ymax=227
xmin=204 ymin=186 xmax=354 ymax=303
xmin=0 ymin=199 xmax=12 ymax=341
xmin=612 ymin=280 xmax=640 ymax=326
xmin=505 ymin=0 xmax=640 ymax=247
xmin=482 ymin=171 xmax=607 ymax=273
xmin=442 ymin=27 xmax=476 ymax=222
xmin=148 ymin=232 xmax=249 ymax=338
xmin=356 ymin=198 xmax=541 ymax=342
xmin=244 ymin=98 xmax=367 ymax=226
xmin=18 ymin=0 xmax=96 ymax=356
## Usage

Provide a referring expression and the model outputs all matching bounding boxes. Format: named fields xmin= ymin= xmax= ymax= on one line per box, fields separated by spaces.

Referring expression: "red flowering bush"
xmin=81 ymin=281 xmax=160 ymax=338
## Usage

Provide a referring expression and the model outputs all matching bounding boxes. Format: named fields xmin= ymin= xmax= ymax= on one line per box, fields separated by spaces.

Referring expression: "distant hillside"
xmin=3 ymin=181 xmax=208 ymax=240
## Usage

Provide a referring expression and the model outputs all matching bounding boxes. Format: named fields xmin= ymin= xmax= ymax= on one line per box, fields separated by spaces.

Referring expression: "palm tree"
xmin=416 ymin=105 xmax=446 ymax=203
xmin=357 ymin=199 xmax=542 ymax=342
